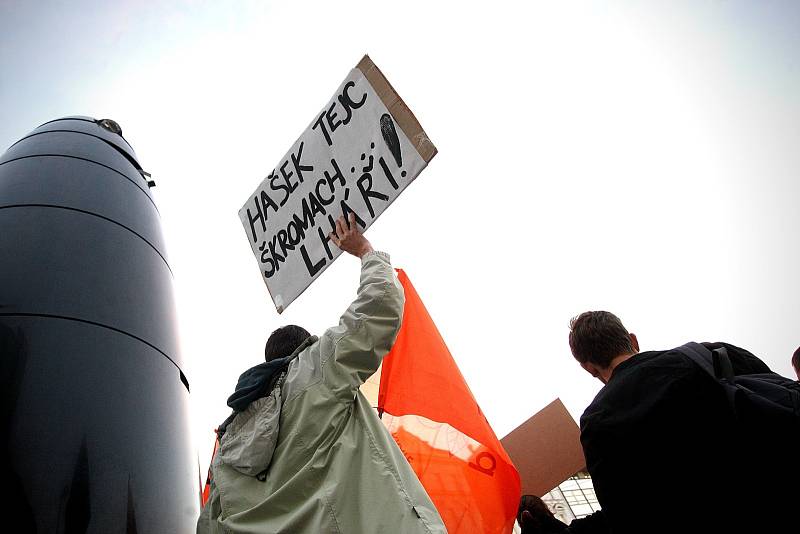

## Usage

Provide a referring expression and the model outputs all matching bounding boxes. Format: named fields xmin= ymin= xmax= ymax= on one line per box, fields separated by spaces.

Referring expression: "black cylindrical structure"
xmin=0 ymin=117 xmax=197 ymax=533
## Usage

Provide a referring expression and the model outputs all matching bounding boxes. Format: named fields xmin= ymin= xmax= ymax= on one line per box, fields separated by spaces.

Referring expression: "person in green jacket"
xmin=198 ymin=214 xmax=446 ymax=533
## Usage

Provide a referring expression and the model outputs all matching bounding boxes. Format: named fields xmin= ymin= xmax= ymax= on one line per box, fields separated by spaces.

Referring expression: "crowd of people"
xmin=198 ymin=216 xmax=799 ymax=533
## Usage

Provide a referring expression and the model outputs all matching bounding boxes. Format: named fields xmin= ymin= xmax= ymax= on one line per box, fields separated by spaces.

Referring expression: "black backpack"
xmin=678 ymin=341 xmax=800 ymax=429
xmin=676 ymin=342 xmax=798 ymax=531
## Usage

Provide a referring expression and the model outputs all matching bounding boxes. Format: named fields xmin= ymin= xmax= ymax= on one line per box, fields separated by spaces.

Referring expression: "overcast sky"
xmin=2 ymin=0 xmax=799 ymax=476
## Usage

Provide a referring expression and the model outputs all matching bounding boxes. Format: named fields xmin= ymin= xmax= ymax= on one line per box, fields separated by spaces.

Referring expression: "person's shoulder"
xmin=621 ymin=348 xmax=708 ymax=380
xmin=282 ymin=336 xmax=321 ymax=383
xmin=581 ymin=350 xmax=697 ymax=424
xmin=609 ymin=350 xmax=691 ymax=384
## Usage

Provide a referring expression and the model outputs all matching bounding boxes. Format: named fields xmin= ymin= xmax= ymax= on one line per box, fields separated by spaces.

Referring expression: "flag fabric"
xmin=201 ymin=435 xmax=220 ymax=507
xmin=379 ymin=269 xmax=521 ymax=533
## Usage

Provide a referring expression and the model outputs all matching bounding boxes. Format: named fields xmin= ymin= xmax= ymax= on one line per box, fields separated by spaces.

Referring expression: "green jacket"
xmin=198 ymin=251 xmax=446 ymax=533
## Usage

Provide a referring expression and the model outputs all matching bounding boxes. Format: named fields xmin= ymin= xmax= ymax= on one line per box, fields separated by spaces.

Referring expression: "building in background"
xmin=542 ymin=471 xmax=601 ymax=524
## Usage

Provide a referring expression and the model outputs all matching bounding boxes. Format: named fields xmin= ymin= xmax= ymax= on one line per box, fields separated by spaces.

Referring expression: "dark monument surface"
xmin=0 ymin=117 xmax=197 ymax=533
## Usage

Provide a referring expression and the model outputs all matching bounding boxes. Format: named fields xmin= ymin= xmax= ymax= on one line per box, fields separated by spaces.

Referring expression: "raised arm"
xmin=321 ymin=214 xmax=404 ymax=399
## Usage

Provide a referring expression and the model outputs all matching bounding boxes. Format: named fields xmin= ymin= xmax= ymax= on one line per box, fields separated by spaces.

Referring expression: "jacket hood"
xmin=226 ymin=335 xmax=318 ymax=412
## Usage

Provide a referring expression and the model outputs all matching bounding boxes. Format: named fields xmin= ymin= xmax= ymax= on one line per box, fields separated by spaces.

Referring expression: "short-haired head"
xmin=568 ymin=311 xmax=636 ymax=369
xmin=792 ymin=346 xmax=800 ymax=379
xmin=264 ymin=325 xmax=310 ymax=362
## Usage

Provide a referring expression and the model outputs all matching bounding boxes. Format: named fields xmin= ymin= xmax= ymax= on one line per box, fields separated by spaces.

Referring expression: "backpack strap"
xmin=677 ymin=342 xmax=734 ymax=381
xmin=713 ymin=347 xmax=735 ymax=381
xmin=678 ymin=342 xmax=715 ymax=376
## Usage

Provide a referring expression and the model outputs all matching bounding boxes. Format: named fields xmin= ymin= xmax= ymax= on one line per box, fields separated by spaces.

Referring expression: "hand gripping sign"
xmin=239 ymin=55 xmax=436 ymax=313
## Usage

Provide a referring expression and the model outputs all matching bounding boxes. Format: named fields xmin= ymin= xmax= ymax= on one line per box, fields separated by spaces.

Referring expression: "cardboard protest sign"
xmin=239 ymin=55 xmax=436 ymax=312
xmin=500 ymin=398 xmax=586 ymax=497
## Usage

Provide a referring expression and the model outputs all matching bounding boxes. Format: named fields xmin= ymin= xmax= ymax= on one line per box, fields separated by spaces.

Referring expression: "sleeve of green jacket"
xmin=321 ymin=250 xmax=404 ymax=401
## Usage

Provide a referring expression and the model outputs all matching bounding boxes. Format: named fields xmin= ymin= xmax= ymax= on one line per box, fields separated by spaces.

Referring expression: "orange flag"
xmin=379 ymin=269 xmax=521 ymax=533
xmin=201 ymin=435 xmax=220 ymax=507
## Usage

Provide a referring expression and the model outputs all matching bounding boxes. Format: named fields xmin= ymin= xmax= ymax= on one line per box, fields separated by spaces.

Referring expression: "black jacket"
xmin=571 ymin=342 xmax=788 ymax=534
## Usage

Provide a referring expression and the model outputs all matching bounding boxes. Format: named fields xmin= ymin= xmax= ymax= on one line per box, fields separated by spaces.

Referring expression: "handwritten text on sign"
xmin=239 ymin=62 xmax=430 ymax=312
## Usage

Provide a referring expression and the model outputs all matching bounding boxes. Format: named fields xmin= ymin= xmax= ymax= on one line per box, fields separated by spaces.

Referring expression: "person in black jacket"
xmin=548 ymin=310 xmax=786 ymax=534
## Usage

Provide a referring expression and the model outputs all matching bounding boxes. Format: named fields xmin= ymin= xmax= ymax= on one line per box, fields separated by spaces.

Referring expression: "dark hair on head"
xmin=265 ymin=325 xmax=310 ymax=362
xmin=569 ymin=311 xmax=634 ymax=368
xmin=792 ymin=347 xmax=800 ymax=372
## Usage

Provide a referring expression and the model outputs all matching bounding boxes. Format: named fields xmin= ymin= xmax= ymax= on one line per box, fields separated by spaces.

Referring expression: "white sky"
xmin=2 ymin=0 xmax=799 ymax=478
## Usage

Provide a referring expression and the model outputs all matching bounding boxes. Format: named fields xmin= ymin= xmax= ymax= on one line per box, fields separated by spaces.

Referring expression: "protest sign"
xmin=239 ymin=55 xmax=436 ymax=312
xmin=501 ymin=398 xmax=586 ymax=497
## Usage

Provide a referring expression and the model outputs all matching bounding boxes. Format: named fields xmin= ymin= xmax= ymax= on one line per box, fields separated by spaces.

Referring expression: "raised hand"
xmin=330 ymin=213 xmax=373 ymax=258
